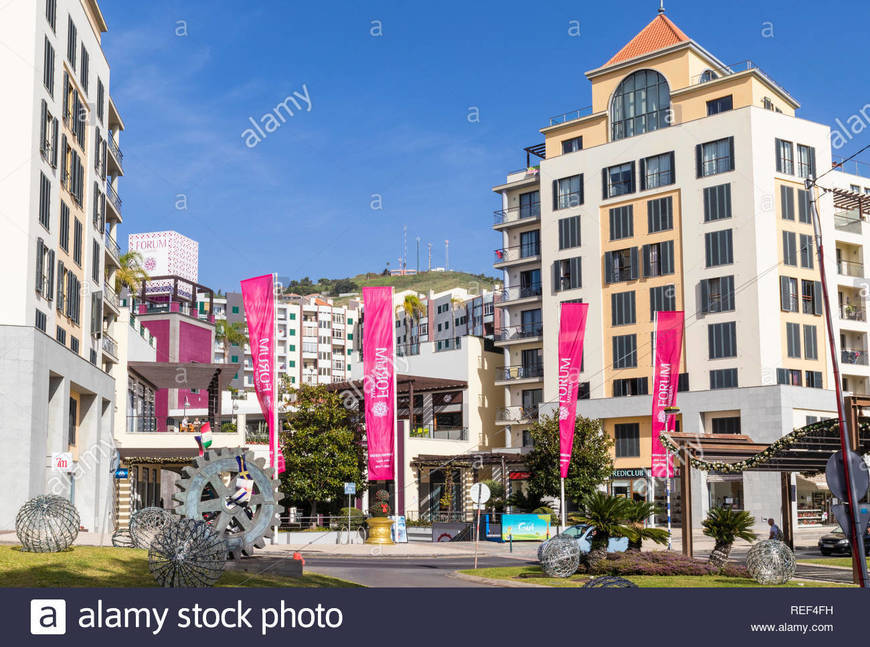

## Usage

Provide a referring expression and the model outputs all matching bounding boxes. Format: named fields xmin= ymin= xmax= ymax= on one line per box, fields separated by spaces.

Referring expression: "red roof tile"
xmin=605 ymin=14 xmax=690 ymax=66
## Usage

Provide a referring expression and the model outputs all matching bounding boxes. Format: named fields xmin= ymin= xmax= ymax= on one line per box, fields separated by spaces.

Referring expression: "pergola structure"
xmin=665 ymin=395 xmax=870 ymax=558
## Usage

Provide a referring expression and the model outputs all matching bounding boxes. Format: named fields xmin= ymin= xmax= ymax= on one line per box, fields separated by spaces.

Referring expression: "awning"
xmin=128 ymin=361 xmax=241 ymax=391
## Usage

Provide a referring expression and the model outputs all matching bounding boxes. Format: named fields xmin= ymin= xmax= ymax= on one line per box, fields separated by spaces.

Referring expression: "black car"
xmin=818 ymin=529 xmax=870 ymax=555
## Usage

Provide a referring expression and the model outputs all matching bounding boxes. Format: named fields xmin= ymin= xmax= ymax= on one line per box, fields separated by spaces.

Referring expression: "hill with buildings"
xmin=281 ymin=271 xmax=500 ymax=302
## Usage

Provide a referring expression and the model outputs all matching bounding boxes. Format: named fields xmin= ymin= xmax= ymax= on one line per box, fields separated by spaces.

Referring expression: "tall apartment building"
xmin=0 ymin=0 xmax=125 ymax=530
xmin=492 ymin=11 xmax=867 ymax=529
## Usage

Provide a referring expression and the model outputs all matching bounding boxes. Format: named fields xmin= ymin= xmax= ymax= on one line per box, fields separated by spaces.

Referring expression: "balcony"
xmin=126 ymin=415 xmax=238 ymax=434
xmin=840 ymin=305 xmax=866 ymax=322
xmin=838 ymin=259 xmax=864 ymax=278
xmin=499 ymin=283 xmax=542 ymax=305
xmin=493 ymin=202 xmax=540 ymax=228
xmin=435 ymin=337 xmax=461 ymax=352
xmin=107 ymin=135 xmax=124 ymax=175
xmin=103 ymin=281 xmax=119 ymax=313
xmin=835 ymin=212 xmax=862 ymax=234
xmin=102 ymin=332 xmax=119 ymax=361
xmin=496 ymin=405 xmax=539 ymax=424
xmin=494 ymin=324 xmax=543 ymax=344
xmin=842 ymin=349 xmax=869 ymax=366
xmin=687 ymin=60 xmax=796 ymax=104
xmin=105 ymin=232 xmax=120 ymax=264
xmin=136 ymin=300 xmax=214 ymax=323
xmin=397 ymin=343 xmax=420 ymax=357
xmin=547 ymin=105 xmax=593 ymax=127
xmin=497 ymin=364 xmax=544 ymax=382
xmin=408 ymin=425 xmax=468 ymax=441
xmin=106 ymin=182 xmax=122 ymax=218
xmin=302 ymin=327 xmax=318 ymax=338
xmin=494 ymin=243 xmax=541 ymax=267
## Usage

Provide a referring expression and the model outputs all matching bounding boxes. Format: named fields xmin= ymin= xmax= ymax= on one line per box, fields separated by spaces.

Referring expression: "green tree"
xmin=622 ymin=499 xmax=669 ymax=551
xmin=702 ymin=507 xmax=757 ymax=568
xmin=279 ymin=382 xmax=366 ymax=524
xmin=506 ymin=489 xmax=545 ymax=512
xmin=114 ymin=250 xmax=149 ymax=294
xmin=215 ymin=320 xmax=248 ymax=364
xmin=481 ymin=479 xmax=506 ymax=513
xmin=524 ymin=413 xmax=613 ymax=505
xmin=569 ymin=492 xmax=637 ymax=569
xmin=396 ymin=293 xmax=426 ymax=320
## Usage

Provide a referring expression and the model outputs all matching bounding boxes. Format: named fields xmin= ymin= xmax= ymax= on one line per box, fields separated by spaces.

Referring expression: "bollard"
xmin=509 ymin=534 xmax=513 ymax=553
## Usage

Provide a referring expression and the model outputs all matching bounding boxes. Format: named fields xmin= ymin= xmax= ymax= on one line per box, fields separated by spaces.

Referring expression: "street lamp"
xmin=663 ymin=406 xmax=680 ymax=551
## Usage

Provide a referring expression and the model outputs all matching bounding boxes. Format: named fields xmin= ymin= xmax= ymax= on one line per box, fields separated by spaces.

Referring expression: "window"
xmin=706 ymin=95 xmax=733 ymax=115
xmin=604 ymin=162 xmax=635 ymax=198
xmin=647 ymin=196 xmax=673 ymax=233
xmin=73 ymin=218 xmax=82 ymax=265
xmin=56 ymin=326 xmax=66 ymax=345
xmin=553 ymin=175 xmax=583 ymax=209
xmin=35 ymin=309 xmax=47 ymax=332
xmin=43 ymin=37 xmax=55 ymax=96
xmin=763 ymin=97 xmax=774 ymax=111
xmin=614 ymin=423 xmax=640 ymax=457
xmin=35 ymin=238 xmax=54 ymax=298
xmin=610 ymin=69 xmax=670 ymax=141
xmin=786 ymin=322 xmax=801 ymax=358
xmin=604 ymin=247 xmax=638 ymax=284
xmin=611 ymin=291 xmax=636 ymax=326
xmin=797 ymin=144 xmax=816 ymax=179
xmin=80 ymin=45 xmax=88 ymax=93
xmin=780 ymin=276 xmax=799 ymax=312
xmin=56 ymin=260 xmax=65 ymax=310
xmin=39 ymin=100 xmax=59 ymax=167
xmin=231 ymin=306 xmax=239 ymax=313
xmin=805 ymin=371 xmax=823 ymax=388
xmin=558 ymin=215 xmax=580 ymax=249
xmin=776 ymin=138 xmax=794 ymax=175
xmin=612 ymin=334 xmax=637 ymax=368
xmin=700 ymin=276 xmax=735 ymax=313
xmin=609 ymin=205 xmax=633 ymax=240
xmin=519 ymin=230 xmax=540 ymax=258
xmin=554 ymin=257 xmax=582 ymax=291
xmin=70 ymin=337 xmax=79 ymax=353
xmin=65 ymin=271 xmax=80 ymax=323
xmin=59 ymin=203 xmax=69 ymax=251
xmin=91 ymin=240 xmax=100 ymax=282
xmin=703 ymin=183 xmax=731 ymax=221
xmin=613 ymin=377 xmax=648 ymax=397
xmin=39 ymin=172 xmax=51 ymax=230
xmin=799 ymin=234 xmax=814 ymax=269
xmin=519 ymin=190 xmax=540 ymax=219
xmin=710 ymin=368 xmax=738 ymax=390
xmin=66 ymin=16 xmax=76 ymax=69
xmin=801 ymin=280 xmax=822 ymax=315
xmin=705 ymin=229 xmax=733 ymax=266
xmin=797 ymin=189 xmax=812 ymax=224
xmin=696 ymin=137 xmax=734 ymax=177
xmin=804 ymin=324 xmax=818 ymax=360
xmin=780 ymin=185 xmax=795 ymax=220
xmin=708 ymin=321 xmax=737 ymax=359
xmin=97 ymin=79 xmax=104 ymax=123
xmin=642 ymin=240 xmax=674 ymax=277
xmin=712 ymin=417 xmax=741 ymax=434
xmin=578 ymin=382 xmax=590 ymax=399
xmin=782 ymin=231 xmax=797 ymax=266
xmin=46 ymin=0 xmax=57 ymax=30
xmin=640 ymin=152 xmax=674 ymax=190
xmin=561 ymin=136 xmax=582 ymax=154
xmin=776 ymin=369 xmax=799 ymax=385
xmin=649 ymin=284 xmax=675 ymax=320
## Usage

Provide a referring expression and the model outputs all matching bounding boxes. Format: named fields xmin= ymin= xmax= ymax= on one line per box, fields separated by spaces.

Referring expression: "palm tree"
xmin=623 ymin=499 xmax=669 ymax=551
xmin=216 ymin=320 xmax=248 ymax=364
xmin=702 ymin=507 xmax=757 ymax=568
xmin=507 ymin=489 xmax=545 ymax=513
xmin=396 ymin=293 xmax=426 ymax=321
xmin=114 ymin=250 xmax=149 ymax=295
xmin=569 ymin=492 xmax=637 ymax=569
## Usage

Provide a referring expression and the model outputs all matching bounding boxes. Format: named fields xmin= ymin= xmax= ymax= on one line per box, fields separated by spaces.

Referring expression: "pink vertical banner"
xmin=363 ymin=286 xmax=395 ymax=480
xmin=651 ymin=311 xmax=684 ymax=479
xmin=240 ymin=274 xmax=285 ymax=474
xmin=558 ymin=303 xmax=589 ymax=478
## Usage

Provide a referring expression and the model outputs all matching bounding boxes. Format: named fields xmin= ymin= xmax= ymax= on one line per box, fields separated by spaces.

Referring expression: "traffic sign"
xmin=470 ymin=482 xmax=491 ymax=505
xmin=826 ymin=450 xmax=870 ymax=502
xmin=113 ymin=468 xmax=129 ymax=479
xmin=344 ymin=482 xmax=356 ymax=495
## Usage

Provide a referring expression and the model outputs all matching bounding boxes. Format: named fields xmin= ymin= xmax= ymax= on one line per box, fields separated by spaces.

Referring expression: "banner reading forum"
xmin=363 ymin=286 xmax=396 ymax=480
xmin=557 ymin=302 xmax=589 ymax=478
xmin=240 ymin=274 xmax=285 ymax=474
xmin=651 ymin=311 xmax=684 ymax=479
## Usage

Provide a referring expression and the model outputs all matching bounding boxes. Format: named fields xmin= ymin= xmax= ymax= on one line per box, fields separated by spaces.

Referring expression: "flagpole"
xmin=271 ymin=272 xmax=279 ymax=545
xmin=560 ymin=477 xmax=566 ymax=530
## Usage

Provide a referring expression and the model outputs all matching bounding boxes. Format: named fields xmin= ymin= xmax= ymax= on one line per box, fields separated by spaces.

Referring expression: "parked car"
xmin=818 ymin=528 xmax=870 ymax=555
xmin=541 ymin=524 xmax=629 ymax=556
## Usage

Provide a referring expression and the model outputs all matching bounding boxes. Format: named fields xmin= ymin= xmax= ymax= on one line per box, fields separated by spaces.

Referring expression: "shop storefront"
xmin=796 ymin=474 xmax=832 ymax=525
xmin=608 ymin=468 xmax=651 ymax=502
xmin=707 ymin=473 xmax=744 ymax=510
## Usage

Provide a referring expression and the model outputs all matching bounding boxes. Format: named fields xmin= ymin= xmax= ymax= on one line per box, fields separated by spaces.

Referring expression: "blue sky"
xmin=100 ymin=0 xmax=870 ymax=293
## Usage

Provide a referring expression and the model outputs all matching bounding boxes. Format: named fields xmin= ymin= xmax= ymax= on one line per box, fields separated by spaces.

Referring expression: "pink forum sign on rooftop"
xmin=128 ymin=230 xmax=199 ymax=297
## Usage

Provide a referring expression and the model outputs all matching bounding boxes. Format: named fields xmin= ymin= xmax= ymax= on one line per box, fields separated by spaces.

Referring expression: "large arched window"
xmin=610 ymin=70 xmax=671 ymax=141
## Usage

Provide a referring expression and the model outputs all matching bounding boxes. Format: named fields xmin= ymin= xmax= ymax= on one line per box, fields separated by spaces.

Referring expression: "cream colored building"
xmin=492 ymin=11 xmax=866 ymax=529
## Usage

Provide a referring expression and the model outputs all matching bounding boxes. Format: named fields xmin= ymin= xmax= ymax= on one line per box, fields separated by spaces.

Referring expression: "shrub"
xmin=368 ymin=489 xmax=391 ymax=518
xmin=337 ymin=507 xmax=365 ymax=528
xmin=589 ymin=550 xmax=750 ymax=578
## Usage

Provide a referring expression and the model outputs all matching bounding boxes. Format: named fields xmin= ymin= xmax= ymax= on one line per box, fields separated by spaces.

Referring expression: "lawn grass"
xmin=459 ymin=565 xmax=854 ymax=588
xmin=0 ymin=545 xmax=361 ymax=588
xmin=798 ymin=557 xmax=870 ymax=568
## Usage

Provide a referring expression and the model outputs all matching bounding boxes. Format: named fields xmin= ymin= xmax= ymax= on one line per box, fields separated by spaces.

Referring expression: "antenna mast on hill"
xmin=445 ymin=240 xmax=449 ymax=271
xmin=428 ymin=242 xmax=432 ymax=271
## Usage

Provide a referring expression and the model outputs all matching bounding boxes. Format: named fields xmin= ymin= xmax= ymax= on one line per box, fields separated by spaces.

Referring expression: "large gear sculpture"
xmin=172 ymin=448 xmax=282 ymax=558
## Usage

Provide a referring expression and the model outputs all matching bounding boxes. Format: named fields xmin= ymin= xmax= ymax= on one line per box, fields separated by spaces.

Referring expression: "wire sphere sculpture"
xmin=129 ymin=507 xmax=173 ymax=549
xmin=583 ymin=575 xmax=638 ymax=589
xmin=15 ymin=495 xmax=80 ymax=552
xmin=537 ymin=540 xmax=548 ymax=562
xmin=746 ymin=539 xmax=796 ymax=585
xmin=148 ymin=518 xmax=228 ymax=587
xmin=111 ymin=529 xmax=135 ymax=548
xmin=540 ymin=536 xmax=580 ymax=578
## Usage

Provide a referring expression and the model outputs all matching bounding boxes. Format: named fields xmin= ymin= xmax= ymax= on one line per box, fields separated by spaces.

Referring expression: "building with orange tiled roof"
xmin=490 ymin=9 xmax=869 ymax=534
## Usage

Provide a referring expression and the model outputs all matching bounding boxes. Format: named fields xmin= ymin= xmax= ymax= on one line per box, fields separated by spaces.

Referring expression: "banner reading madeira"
xmin=363 ymin=286 xmax=395 ymax=480
xmin=651 ymin=311 xmax=684 ymax=479
xmin=240 ymin=274 xmax=285 ymax=473
xmin=558 ymin=302 xmax=588 ymax=478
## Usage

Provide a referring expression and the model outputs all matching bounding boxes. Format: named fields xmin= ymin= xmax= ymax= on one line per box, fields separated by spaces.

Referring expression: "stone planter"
xmin=365 ymin=517 xmax=395 ymax=544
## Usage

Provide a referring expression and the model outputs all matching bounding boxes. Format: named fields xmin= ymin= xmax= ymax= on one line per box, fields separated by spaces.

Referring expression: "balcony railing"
xmin=496 ymin=405 xmax=539 ymax=423
xmin=127 ymin=415 xmax=238 ymax=434
xmin=435 ymin=337 xmax=461 ymax=352
xmin=302 ymin=327 xmax=318 ymax=337
xmin=834 ymin=212 xmax=862 ymax=234
xmin=498 ymin=364 xmax=544 ymax=381
xmin=494 ymin=324 xmax=543 ymax=342
xmin=547 ymin=105 xmax=593 ymax=127
xmin=494 ymin=243 xmax=541 ymax=263
xmin=409 ymin=425 xmax=468 ymax=441
xmin=106 ymin=182 xmax=122 ymax=214
xmin=102 ymin=332 xmax=118 ymax=359
xmin=104 ymin=281 xmax=119 ymax=310
xmin=493 ymin=202 xmax=541 ymax=226
xmin=840 ymin=305 xmax=866 ymax=322
xmin=842 ymin=349 xmax=869 ymax=365
xmin=136 ymin=300 xmax=215 ymax=323
xmin=500 ymin=283 xmax=542 ymax=303
xmin=688 ymin=60 xmax=795 ymax=103
xmin=107 ymin=135 xmax=124 ymax=168
xmin=838 ymin=260 xmax=864 ymax=278
xmin=105 ymin=232 xmax=120 ymax=261
xmin=397 ymin=343 xmax=420 ymax=357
